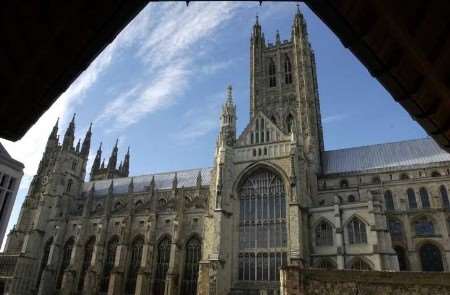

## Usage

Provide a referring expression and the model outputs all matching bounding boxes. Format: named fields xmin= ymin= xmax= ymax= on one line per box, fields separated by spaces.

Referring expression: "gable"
xmin=236 ymin=112 xmax=290 ymax=146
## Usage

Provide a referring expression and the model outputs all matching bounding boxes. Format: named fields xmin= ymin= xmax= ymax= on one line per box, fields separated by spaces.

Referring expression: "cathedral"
xmin=1 ymin=8 xmax=450 ymax=295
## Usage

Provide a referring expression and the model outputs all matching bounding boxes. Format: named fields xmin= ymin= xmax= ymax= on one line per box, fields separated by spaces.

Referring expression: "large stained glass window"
xmin=78 ymin=237 xmax=95 ymax=291
xmin=153 ymin=237 xmax=171 ymax=295
xmin=125 ymin=236 xmax=144 ymax=294
xmin=238 ymin=168 xmax=288 ymax=282
xmin=100 ymin=236 xmax=119 ymax=292
xmin=181 ymin=237 xmax=201 ymax=295
xmin=57 ymin=237 xmax=75 ymax=289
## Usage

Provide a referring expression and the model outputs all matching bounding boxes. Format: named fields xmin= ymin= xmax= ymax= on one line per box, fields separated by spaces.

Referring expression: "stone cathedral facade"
xmin=1 ymin=9 xmax=450 ymax=295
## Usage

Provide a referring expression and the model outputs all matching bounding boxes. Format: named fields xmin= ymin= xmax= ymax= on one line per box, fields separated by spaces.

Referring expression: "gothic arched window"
xmin=414 ymin=217 xmax=434 ymax=236
xmin=268 ymin=58 xmax=276 ymax=87
xmin=100 ymin=236 xmax=119 ymax=292
xmin=36 ymin=237 xmax=53 ymax=291
xmin=394 ymin=246 xmax=409 ymax=271
xmin=384 ymin=190 xmax=395 ymax=211
xmin=315 ymin=220 xmax=333 ymax=246
xmin=388 ymin=218 xmax=404 ymax=242
xmin=350 ymin=259 xmax=371 ymax=270
xmin=372 ymin=176 xmax=381 ymax=184
xmin=57 ymin=237 xmax=75 ymax=289
xmin=181 ymin=237 xmax=201 ymax=295
xmin=440 ymin=185 xmax=450 ymax=208
xmin=347 ymin=217 xmax=367 ymax=244
xmin=153 ymin=237 xmax=171 ymax=295
xmin=66 ymin=179 xmax=73 ymax=193
xmin=407 ymin=188 xmax=417 ymax=209
xmin=431 ymin=171 xmax=441 ymax=177
xmin=78 ymin=237 xmax=95 ymax=291
xmin=286 ymin=114 xmax=294 ymax=133
xmin=125 ymin=236 xmax=144 ymax=294
xmin=420 ymin=243 xmax=444 ymax=271
xmin=284 ymin=54 xmax=292 ymax=84
xmin=419 ymin=187 xmax=430 ymax=208
xmin=238 ymin=168 xmax=287 ymax=282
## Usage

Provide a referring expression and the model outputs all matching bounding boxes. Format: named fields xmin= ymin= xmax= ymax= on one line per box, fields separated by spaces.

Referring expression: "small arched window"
xmin=268 ymin=58 xmax=276 ymax=87
xmin=347 ymin=217 xmax=367 ymax=244
xmin=372 ymin=176 xmax=381 ymax=184
xmin=440 ymin=185 xmax=450 ymax=209
xmin=66 ymin=179 xmax=73 ymax=193
xmin=100 ymin=237 xmax=119 ymax=292
xmin=57 ymin=237 xmax=75 ymax=289
xmin=340 ymin=179 xmax=349 ymax=189
xmin=351 ymin=259 xmax=371 ymax=270
xmin=431 ymin=171 xmax=441 ymax=177
xmin=414 ymin=217 xmax=434 ymax=236
xmin=317 ymin=259 xmax=335 ymax=269
xmin=125 ymin=236 xmax=144 ymax=294
xmin=271 ymin=115 xmax=277 ymax=125
xmin=419 ymin=187 xmax=430 ymax=208
xmin=284 ymin=54 xmax=292 ymax=84
xmin=400 ymin=173 xmax=410 ymax=180
xmin=347 ymin=195 xmax=355 ymax=202
xmin=407 ymin=188 xmax=417 ymax=209
xmin=78 ymin=237 xmax=95 ymax=291
xmin=286 ymin=114 xmax=294 ymax=133
xmin=384 ymin=190 xmax=395 ymax=211
xmin=315 ymin=220 xmax=333 ymax=246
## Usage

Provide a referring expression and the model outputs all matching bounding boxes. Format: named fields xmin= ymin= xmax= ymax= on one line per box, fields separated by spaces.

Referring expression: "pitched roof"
xmin=322 ymin=138 xmax=450 ymax=175
xmin=82 ymin=167 xmax=211 ymax=196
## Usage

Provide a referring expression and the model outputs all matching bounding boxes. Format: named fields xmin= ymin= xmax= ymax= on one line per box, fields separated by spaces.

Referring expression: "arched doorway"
xmin=420 ymin=243 xmax=444 ymax=272
xmin=393 ymin=246 xmax=409 ymax=271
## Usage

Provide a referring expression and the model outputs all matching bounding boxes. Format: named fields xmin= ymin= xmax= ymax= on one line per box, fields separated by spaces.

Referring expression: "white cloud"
xmin=96 ymin=2 xmax=241 ymax=131
xmin=322 ymin=113 xmax=349 ymax=124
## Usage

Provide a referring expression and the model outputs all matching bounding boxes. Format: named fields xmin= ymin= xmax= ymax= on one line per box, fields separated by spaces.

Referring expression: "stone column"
xmin=333 ymin=199 xmax=344 ymax=269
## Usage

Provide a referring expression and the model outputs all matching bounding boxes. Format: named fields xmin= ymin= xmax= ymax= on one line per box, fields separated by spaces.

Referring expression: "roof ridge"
xmin=324 ymin=137 xmax=431 ymax=153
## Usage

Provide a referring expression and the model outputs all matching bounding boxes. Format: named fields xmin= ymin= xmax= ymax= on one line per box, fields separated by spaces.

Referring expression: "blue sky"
xmin=0 ymin=2 xmax=426 ymax=248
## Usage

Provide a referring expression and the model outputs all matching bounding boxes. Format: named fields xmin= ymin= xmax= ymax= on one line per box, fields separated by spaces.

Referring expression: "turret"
xmin=218 ymin=85 xmax=236 ymax=147
xmin=62 ymin=114 xmax=76 ymax=151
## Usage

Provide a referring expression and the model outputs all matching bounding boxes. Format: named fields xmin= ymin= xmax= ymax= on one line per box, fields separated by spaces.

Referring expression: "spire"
xmin=122 ymin=146 xmax=130 ymax=177
xmin=196 ymin=170 xmax=202 ymax=187
xmin=75 ymin=139 xmax=81 ymax=153
xmin=107 ymin=139 xmax=119 ymax=171
xmin=227 ymin=85 xmax=233 ymax=103
xmin=90 ymin=142 xmax=102 ymax=180
xmin=252 ymin=14 xmax=263 ymax=43
xmin=81 ymin=122 xmax=92 ymax=157
xmin=292 ymin=3 xmax=305 ymax=39
xmin=276 ymin=30 xmax=281 ymax=44
xmin=62 ymin=113 xmax=76 ymax=150
xmin=49 ymin=118 xmax=59 ymax=140
xmin=172 ymin=172 xmax=178 ymax=190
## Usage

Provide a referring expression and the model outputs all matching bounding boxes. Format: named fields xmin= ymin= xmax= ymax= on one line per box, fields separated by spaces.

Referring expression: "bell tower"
xmin=250 ymin=8 xmax=324 ymax=172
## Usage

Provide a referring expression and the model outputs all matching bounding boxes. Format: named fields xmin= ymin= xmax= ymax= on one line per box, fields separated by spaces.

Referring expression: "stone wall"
xmin=280 ymin=266 xmax=450 ymax=295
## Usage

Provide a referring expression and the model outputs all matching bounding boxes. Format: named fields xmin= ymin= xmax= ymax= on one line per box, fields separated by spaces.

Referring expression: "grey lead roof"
xmin=322 ymin=138 xmax=450 ymax=175
xmin=82 ymin=168 xmax=211 ymax=196
xmin=82 ymin=138 xmax=450 ymax=196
